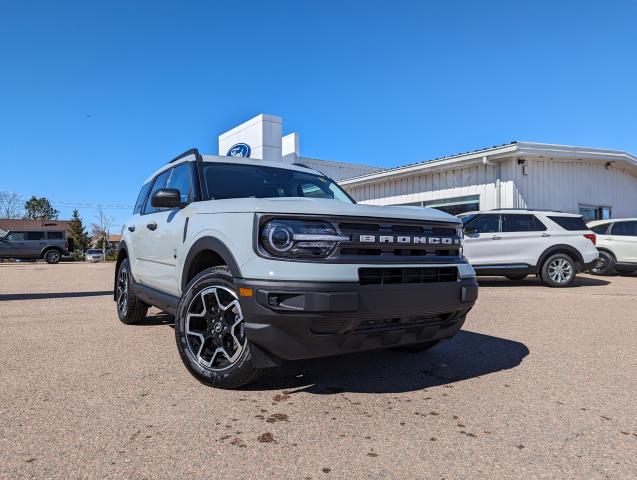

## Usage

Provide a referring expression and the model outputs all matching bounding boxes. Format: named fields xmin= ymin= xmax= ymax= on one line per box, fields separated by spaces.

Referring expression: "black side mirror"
xmin=464 ymin=226 xmax=478 ymax=235
xmin=151 ymin=188 xmax=188 ymax=209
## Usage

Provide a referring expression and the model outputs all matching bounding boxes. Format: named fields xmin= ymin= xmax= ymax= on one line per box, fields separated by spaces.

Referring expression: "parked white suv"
xmin=460 ymin=209 xmax=598 ymax=287
xmin=114 ymin=149 xmax=478 ymax=388
xmin=588 ymin=219 xmax=637 ymax=275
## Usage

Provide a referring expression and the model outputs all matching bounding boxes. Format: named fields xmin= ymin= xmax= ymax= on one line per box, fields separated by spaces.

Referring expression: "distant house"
xmin=107 ymin=234 xmax=121 ymax=251
xmin=0 ymin=218 xmax=71 ymax=234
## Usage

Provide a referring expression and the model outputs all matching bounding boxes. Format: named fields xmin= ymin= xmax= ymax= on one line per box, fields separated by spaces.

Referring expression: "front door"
xmin=0 ymin=231 xmax=28 ymax=257
xmin=463 ymin=214 xmax=503 ymax=266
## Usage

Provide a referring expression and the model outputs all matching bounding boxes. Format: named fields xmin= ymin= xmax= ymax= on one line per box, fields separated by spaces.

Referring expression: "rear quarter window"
xmin=590 ymin=223 xmax=610 ymax=234
xmin=548 ymin=216 xmax=588 ymax=231
xmin=47 ymin=231 xmax=64 ymax=239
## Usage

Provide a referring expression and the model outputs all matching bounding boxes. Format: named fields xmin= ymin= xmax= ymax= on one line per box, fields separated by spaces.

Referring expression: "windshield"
xmin=87 ymin=249 xmax=102 ymax=254
xmin=202 ymin=163 xmax=354 ymax=204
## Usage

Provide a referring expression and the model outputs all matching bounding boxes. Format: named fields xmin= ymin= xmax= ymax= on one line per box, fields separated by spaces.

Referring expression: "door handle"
xmin=146 ymin=222 xmax=158 ymax=231
xmin=541 ymin=233 xmax=551 ymax=237
xmin=603 ymin=237 xmax=613 ymax=241
xmin=492 ymin=236 xmax=501 ymax=240
xmin=127 ymin=226 xmax=136 ymax=232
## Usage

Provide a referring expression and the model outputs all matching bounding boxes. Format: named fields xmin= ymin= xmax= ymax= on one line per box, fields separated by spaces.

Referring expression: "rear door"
xmin=24 ymin=231 xmax=46 ymax=257
xmin=609 ymin=221 xmax=637 ymax=262
xmin=499 ymin=214 xmax=549 ymax=266
xmin=462 ymin=214 xmax=503 ymax=265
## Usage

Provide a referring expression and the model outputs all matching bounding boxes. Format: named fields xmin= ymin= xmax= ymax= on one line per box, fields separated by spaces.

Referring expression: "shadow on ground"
xmin=0 ymin=290 xmax=112 ymax=301
xmin=477 ymin=275 xmax=610 ymax=288
xmin=246 ymin=330 xmax=529 ymax=394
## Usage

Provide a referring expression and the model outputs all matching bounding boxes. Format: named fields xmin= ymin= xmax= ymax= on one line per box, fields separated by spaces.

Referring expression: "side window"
xmin=502 ymin=214 xmax=547 ymax=232
xmin=134 ymin=182 xmax=152 ymax=215
xmin=6 ymin=231 xmax=25 ymax=241
xmin=590 ymin=223 xmax=610 ymax=235
xmin=47 ymin=231 xmax=64 ymax=240
xmin=26 ymin=231 xmax=45 ymax=240
xmin=165 ymin=163 xmax=193 ymax=203
xmin=466 ymin=214 xmax=501 ymax=233
xmin=611 ymin=221 xmax=637 ymax=236
xmin=143 ymin=170 xmax=170 ymax=215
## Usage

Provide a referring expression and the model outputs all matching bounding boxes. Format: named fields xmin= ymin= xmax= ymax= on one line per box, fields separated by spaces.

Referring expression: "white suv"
xmin=114 ymin=149 xmax=478 ymax=388
xmin=588 ymin=219 xmax=637 ymax=275
xmin=460 ymin=209 xmax=598 ymax=287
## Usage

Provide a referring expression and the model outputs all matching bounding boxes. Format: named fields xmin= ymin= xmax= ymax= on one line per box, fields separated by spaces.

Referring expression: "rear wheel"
xmin=591 ymin=251 xmax=615 ymax=276
xmin=541 ymin=253 xmax=576 ymax=287
xmin=505 ymin=273 xmax=528 ymax=281
xmin=175 ymin=266 xmax=262 ymax=389
xmin=116 ymin=258 xmax=148 ymax=324
xmin=43 ymin=249 xmax=61 ymax=264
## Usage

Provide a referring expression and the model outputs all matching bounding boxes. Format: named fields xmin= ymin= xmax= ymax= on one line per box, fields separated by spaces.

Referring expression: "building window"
xmin=400 ymin=195 xmax=480 ymax=216
xmin=579 ymin=205 xmax=612 ymax=221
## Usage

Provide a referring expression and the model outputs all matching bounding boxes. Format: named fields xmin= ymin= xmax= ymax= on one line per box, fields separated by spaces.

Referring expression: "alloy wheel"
xmin=548 ymin=258 xmax=573 ymax=284
xmin=116 ymin=265 xmax=129 ymax=315
xmin=185 ymin=286 xmax=246 ymax=371
xmin=46 ymin=251 xmax=60 ymax=263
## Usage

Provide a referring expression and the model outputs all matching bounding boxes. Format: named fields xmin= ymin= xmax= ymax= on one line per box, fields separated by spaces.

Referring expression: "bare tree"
xmin=91 ymin=207 xmax=115 ymax=255
xmin=0 ymin=191 xmax=23 ymax=218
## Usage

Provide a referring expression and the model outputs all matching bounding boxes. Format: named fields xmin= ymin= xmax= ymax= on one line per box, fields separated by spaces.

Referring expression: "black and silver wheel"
xmin=505 ymin=273 xmax=528 ymax=281
xmin=116 ymin=258 xmax=148 ymax=324
xmin=541 ymin=253 xmax=575 ymax=287
xmin=591 ymin=251 xmax=615 ymax=276
xmin=44 ymin=249 xmax=61 ymax=264
xmin=175 ymin=266 xmax=262 ymax=389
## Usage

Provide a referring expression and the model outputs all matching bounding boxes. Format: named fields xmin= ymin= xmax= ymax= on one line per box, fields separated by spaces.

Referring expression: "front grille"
xmin=358 ymin=267 xmax=458 ymax=285
xmin=309 ymin=318 xmax=347 ymax=335
xmin=353 ymin=313 xmax=450 ymax=334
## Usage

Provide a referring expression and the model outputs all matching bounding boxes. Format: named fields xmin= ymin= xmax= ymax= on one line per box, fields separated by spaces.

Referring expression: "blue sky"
xmin=1 ymin=0 xmax=636 ymax=229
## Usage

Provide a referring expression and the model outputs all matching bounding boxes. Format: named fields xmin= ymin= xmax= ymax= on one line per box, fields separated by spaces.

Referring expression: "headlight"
xmin=259 ymin=219 xmax=349 ymax=258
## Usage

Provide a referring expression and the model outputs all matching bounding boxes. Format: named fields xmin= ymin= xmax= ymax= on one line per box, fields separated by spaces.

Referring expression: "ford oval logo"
xmin=227 ymin=143 xmax=251 ymax=158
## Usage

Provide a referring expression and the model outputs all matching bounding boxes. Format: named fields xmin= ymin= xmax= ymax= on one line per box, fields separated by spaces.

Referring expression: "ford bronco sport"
xmin=115 ymin=149 xmax=478 ymax=388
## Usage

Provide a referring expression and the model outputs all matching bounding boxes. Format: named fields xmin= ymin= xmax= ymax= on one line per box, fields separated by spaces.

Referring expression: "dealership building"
xmin=219 ymin=114 xmax=637 ymax=221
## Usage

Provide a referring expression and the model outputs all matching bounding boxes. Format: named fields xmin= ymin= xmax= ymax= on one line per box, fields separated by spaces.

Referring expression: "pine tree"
xmin=68 ymin=209 xmax=89 ymax=258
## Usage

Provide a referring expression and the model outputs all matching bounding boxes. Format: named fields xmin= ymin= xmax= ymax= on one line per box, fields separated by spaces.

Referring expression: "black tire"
xmin=391 ymin=340 xmax=440 ymax=353
xmin=591 ymin=251 xmax=616 ymax=276
xmin=175 ymin=266 xmax=262 ymax=389
xmin=540 ymin=253 xmax=576 ymax=287
xmin=505 ymin=273 xmax=528 ymax=281
xmin=115 ymin=258 xmax=148 ymax=325
xmin=43 ymin=249 xmax=62 ymax=264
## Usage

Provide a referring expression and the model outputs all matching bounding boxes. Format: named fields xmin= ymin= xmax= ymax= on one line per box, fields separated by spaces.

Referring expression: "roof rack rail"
xmin=168 ymin=148 xmax=201 ymax=164
xmin=489 ymin=208 xmax=563 ymax=213
xmin=292 ymin=162 xmax=311 ymax=169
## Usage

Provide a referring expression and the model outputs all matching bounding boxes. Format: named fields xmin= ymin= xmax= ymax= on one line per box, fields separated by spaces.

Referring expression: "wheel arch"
xmin=40 ymin=245 xmax=63 ymax=258
xmin=596 ymin=247 xmax=617 ymax=260
xmin=181 ymin=237 xmax=242 ymax=292
xmin=538 ymin=244 xmax=584 ymax=271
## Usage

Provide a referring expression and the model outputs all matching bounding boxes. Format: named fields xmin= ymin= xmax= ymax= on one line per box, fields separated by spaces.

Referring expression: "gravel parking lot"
xmin=1 ymin=262 xmax=635 ymax=479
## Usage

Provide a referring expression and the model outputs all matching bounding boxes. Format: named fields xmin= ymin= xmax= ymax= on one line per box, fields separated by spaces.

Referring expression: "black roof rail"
xmin=489 ymin=208 xmax=563 ymax=213
xmin=293 ymin=162 xmax=311 ymax=169
xmin=168 ymin=148 xmax=201 ymax=164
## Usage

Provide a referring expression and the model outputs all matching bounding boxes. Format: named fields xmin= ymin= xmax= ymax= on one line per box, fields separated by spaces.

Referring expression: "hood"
xmin=192 ymin=197 xmax=460 ymax=223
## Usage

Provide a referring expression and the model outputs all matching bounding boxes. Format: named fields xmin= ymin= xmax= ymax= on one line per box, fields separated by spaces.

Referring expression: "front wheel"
xmin=591 ymin=251 xmax=615 ymax=276
xmin=541 ymin=253 xmax=576 ymax=287
xmin=175 ymin=266 xmax=262 ymax=389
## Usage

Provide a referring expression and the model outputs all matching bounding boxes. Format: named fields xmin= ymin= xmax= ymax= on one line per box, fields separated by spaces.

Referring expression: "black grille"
xmin=358 ymin=267 xmax=458 ymax=285
xmin=309 ymin=318 xmax=347 ymax=335
xmin=354 ymin=313 xmax=450 ymax=334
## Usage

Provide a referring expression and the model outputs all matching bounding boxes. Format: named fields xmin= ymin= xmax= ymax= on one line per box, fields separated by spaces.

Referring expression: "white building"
xmin=218 ymin=115 xmax=637 ymax=221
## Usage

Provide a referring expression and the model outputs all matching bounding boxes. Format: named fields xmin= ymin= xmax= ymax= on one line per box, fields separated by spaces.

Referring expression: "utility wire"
xmin=0 ymin=189 xmax=133 ymax=210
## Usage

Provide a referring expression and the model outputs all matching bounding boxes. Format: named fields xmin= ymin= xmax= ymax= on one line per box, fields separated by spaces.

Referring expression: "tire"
xmin=391 ymin=340 xmax=440 ymax=353
xmin=540 ymin=253 xmax=576 ymax=287
xmin=505 ymin=273 xmax=528 ymax=281
xmin=115 ymin=258 xmax=148 ymax=324
xmin=591 ymin=251 xmax=616 ymax=276
xmin=175 ymin=266 xmax=263 ymax=389
xmin=43 ymin=249 xmax=62 ymax=264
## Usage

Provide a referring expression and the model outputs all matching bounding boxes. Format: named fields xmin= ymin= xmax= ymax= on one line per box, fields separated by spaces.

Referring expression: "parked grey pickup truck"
xmin=0 ymin=230 xmax=70 ymax=264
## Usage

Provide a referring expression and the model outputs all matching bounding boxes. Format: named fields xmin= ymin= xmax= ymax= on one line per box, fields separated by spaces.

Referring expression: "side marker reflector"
xmin=239 ymin=287 xmax=253 ymax=297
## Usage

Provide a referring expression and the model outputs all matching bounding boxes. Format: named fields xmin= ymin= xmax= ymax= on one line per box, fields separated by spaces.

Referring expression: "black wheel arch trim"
xmin=538 ymin=244 xmax=585 ymax=271
xmin=181 ymin=236 xmax=242 ymax=291
xmin=596 ymin=247 xmax=617 ymax=260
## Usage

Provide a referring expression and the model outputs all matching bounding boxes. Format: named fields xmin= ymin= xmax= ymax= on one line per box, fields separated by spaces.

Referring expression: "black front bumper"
xmin=235 ymin=278 xmax=478 ymax=361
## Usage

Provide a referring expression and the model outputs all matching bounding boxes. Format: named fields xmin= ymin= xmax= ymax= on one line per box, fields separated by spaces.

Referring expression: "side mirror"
xmin=464 ymin=226 xmax=478 ymax=235
xmin=151 ymin=188 xmax=188 ymax=209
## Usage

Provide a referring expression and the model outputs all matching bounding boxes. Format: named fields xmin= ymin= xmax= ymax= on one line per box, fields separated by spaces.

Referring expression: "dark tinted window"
xmin=26 ymin=231 xmax=45 ymax=240
xmin=465 ymin=214 xmax=501 ymax=233
xmin=502 ymin=214 xmax=547 ymax=232
xmin=590 ymin=223 xmax=610 ymax=234
xmin=47 ymin=231 xmax=64 ymax=239
xmin=548 ymin=216 xmax=588 ymax=231
xmin=143 ymin=169 xmax=171 ymax=214
xmin=202 ymin=163 xmax=353 ymax=203
xmin=611 ymin=221 xmax=637 ymax=236
xmin=5 ymin=231 xmax=25 ymax=240
xmin=165 ymin=163 xmax=193 ymax=203
xmin=134 ymin=182 xmax=152 ymax=215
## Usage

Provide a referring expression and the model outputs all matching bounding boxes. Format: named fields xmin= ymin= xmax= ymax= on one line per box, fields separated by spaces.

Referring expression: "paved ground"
xmin=0 ymin=262 xmax=635 ymax=479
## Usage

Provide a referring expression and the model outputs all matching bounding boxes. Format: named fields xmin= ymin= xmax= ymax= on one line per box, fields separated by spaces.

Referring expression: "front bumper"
xmin=236 ymin=277 xmax=478 ymax=361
